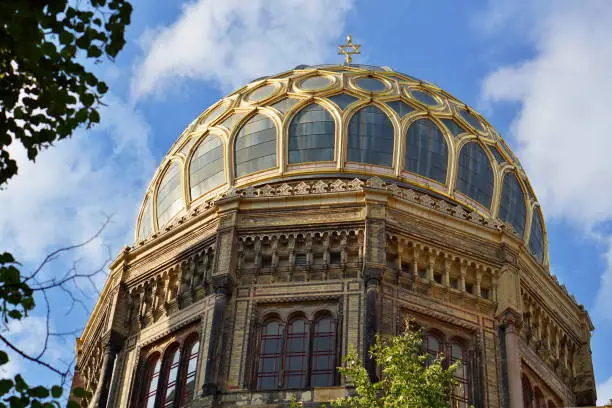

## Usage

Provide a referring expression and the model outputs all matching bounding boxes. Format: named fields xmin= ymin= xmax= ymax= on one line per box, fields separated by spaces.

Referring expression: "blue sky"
xmin=2 ymin=0 xmax=612 ymax=403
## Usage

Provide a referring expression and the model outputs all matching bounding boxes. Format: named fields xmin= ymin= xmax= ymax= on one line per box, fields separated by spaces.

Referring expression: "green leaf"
xmin=0 ymin=351 xmax=9 ymax=365
xmin=8 ymin=310 xmax=22 ymax=320
xmin=0 ymin=379 xmax=13 ymax=395
xmin=29 ymin=386 xmax=50 ymax=398
xmin=50 ymin=386 xmax=62 ymax=398
xmin=72 ymin=387 xmax=87 ymax=398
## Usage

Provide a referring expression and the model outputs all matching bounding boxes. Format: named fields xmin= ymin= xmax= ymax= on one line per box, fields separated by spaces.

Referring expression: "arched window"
xmin=288 ymin=103 xmax=335 ymax=163
xmin=534 ymin=387 xmax=545 ymax=408
xmin=450 ymin=343 xmax=469 ymax=408
xmin=160 ymin=346 xmax=181 ymax=407
xmin=179 ymin=339 xmax=200 ymax=407
xmin=499 ymin=172 xmax=527 ymax=237
xmin=234 ymin=114 xmax=277 ymax=178
xmin=347 ymin=105 xmax=394 ymax=167
xmin=405 ymin=118 xmax=448 ymax=184
xmin=311 ymin=316 xmax=336 ymax=387
xmin=284 ymin=318 xmax=309 ymax=389
xmin=257 ymin=320 xmax=283 ymax=390
xmin=456 ymin=142 xmax=494 ymax=208
xmin=138 ymin=198 xmax=152 ymax=239
xmin=423 ymin=333 xmax=441 ymax=365
xmin=156 ymin=162 xmax=184 ymax=228
xmin=142 ymin=355 xmax=161 ymax=408
xmin=189 ymin=134 xmax=224 ymax=200
xmin=529 ymin=208 xmax=545 ymax=262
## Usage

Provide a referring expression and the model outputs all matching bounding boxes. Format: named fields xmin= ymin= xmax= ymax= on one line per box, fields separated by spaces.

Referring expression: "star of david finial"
xmin=338 ymin=35 xmax=361 ymax=65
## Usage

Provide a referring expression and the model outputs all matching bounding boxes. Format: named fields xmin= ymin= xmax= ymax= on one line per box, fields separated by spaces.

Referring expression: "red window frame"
xmin=179 ymin=338 xmax=200 ymax=407
xmin=257 ymin=320 xmax=283 ymax=390
xmin=450 ymin=342 xmax=469 ymax=408
xmin=310 ymin=316 xmax=336 ymax=387
xmin=142 ymin=355 xmax=161 ymax=408
xmin=160 ymin=346 xmax=181 ymax=408
xmin=283 ymin=319 xmax=308 ymax=389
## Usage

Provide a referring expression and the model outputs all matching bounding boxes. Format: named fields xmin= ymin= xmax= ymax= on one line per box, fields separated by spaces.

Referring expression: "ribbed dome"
xmin=136 ymin=64 xmax=547 ymax=264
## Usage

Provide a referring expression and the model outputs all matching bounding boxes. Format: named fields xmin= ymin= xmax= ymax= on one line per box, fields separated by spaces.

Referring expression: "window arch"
xmin=311 ymin=316 xmax=336 ymax=387
xmin=529 ymin=208 xmax=545 ymax=262
xmin=160 ymin=345 xmax=181 ymax=407
xmin=405 ymin=118 xmax=448 ymax=184
xmin=138 ymin=197 xmax=152 ymax=239
xmin=423 ymin=332 xmax=441 ymax=366
xmin=179 ymin=338 xmax=200 ymax=407
xmin=499 ymin=172 xmax=527 ymax=237
xmin=142 ymin=354 xmax=161 ymax=408
xmin=257 ymin=319 xmax=283 ymax=390
xmin=450 ymin=342 xmax=469 ymax=408
xmin=288 ymin=103 xmax=335 ymax=164
xmin=284 ymin=318 xmax=309 ymax=388
xmin=156 ymin=162 xmax=184 ymax=228
xmin=189 ymin=134 xmax=224 ymax=200
xmin=347 ymin=105 xmax=394 ymax=167
xmin=456 ymin=142 xmax=494 ymax=208
xmin=234 ymin=113 xmax=277 ymax=178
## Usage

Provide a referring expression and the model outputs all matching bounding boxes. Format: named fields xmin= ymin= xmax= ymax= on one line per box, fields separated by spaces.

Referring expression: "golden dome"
xmin=135 ymin=64 xmax=547 ymax=264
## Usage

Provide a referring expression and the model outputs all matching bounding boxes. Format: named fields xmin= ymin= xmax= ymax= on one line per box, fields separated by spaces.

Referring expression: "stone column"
xmin=500 ymin=309 xmax=523 ymax=408
xmin=95 ymin=331 xmax=123 ymax=408
xmin=363 ymin=268 xmax=381 ymax=382
xmin=202 ymin=280 xmax=231 ymax=396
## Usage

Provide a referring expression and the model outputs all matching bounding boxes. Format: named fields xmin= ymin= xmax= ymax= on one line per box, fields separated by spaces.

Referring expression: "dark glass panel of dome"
xmin=156 ymin=163 xmax=184 ymax=227
xmin=488 ymin=145 xmax=506 ymax=164
xmin=288 ymin=103 xmax=335 ymax=163
xmin=300 ymin=76 xmax=331 ymax=90
xmin=405 ymin=119 xmax=448 ymax=184
xmin=138 ymin=198 xmax=152 ymax=239
xmin=190 ymin=135 xmax=225 ymax=199
xmin=499 ymin=172 xmax=526 ymax=237
xmin=459 ymin=109 xmax=484 ymax=131
xmin=397 ymin=71 xmax=421 ymax=82
xmin=235 ymin=114 xmax=277 ymax=177
xmin=356 ymin=77 xmax=386 ymax=92
xmin=271 ymin=98 xmax=300 ymax=115
xmin=410 ymin=89 xmax=438 ymax=106
xmin=386 ymin=100 xmax=414 ymax=118
xmin=529 ymin=209 xmax=545 ymax=262
xmin=328 ymin=93 xmax=358 ymax=110
xmin=456 ymin=142 xmax=494 ymax=208
xmin=347 ymin=105 xmax=394 ymax=167
xmin=441 ymin=119 xmax=465 ymax=137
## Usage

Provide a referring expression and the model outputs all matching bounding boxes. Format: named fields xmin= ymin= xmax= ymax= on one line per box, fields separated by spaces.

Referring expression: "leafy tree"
xmin=0 ymin=0 xmax=132 ymax=406
xmin=291 ymin=323 xmax=461 ymax=408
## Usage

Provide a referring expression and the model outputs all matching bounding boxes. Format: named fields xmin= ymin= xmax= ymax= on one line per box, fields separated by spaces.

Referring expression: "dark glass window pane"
xmin=179 ymin=340 xmax=200 ymax=407
xmin=405 ymin=118 xmax=448 ymax=184
xmin=143 ymin=358 xmax=161 ymax=408
xmin=284 ymin=319 xmax=308 ymax=389
xmin=499 ymin=172 xmax=526 ymax=237
xmin=450 ymin=343 xmax=469 ymax=407
xmin=328 ymin=93 xmax=358 ymax=110
xmin=235 ymin=114 xmax=277 ymax=177
xmin=310 ymin=317 xmax=336 ymax=387
xmin=347 ymin=106 xmax=394 ymax=166
xmin=529 ymin=209 xmax=545 ymax=262
xmin=386 ymin=100 xmax=414 ymax=117
xmin=441 ymin=118 xmax=465 ymax=137
xmin=410 ymin=89 xmax=437 ymax=106
xmin=272 ymin=98 xmax=300 ymax=115
xmin=300 ymin=76 xmax=331 ymax=90
xmin=488 ymin=145 xmax=506 ymax=164
xmin=456 ymin=142 xmax=494 ymax=208
xmin=157 ymin=163 xmax=184 ymax=228
xmin=257 ymin=321 xmax=282 ymax=390
xmin=189 ymin=135 xmax=225 ymax=199
xmin=356 ymin=77 xmax=386 ymax=92
xmin=459 ymin=109 xmax=484 ymax=131
xmin=288 ymin=104 xmax=335 ymax=164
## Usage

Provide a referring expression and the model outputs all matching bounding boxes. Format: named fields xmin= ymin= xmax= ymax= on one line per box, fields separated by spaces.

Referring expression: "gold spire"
xmin=338 ymin=35 xmax=361 ymax=64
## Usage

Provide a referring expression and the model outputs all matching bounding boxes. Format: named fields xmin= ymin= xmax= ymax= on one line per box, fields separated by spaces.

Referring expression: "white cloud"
xmin=131 ymin=0 xmax=353 ymax=99
xmin=0 ymin=93 xmax=154 ymax=267
xmin=597 ymin=376 xmax=612 ymax=405
xmin=479 ymin=0 xmax=612 ymax=320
